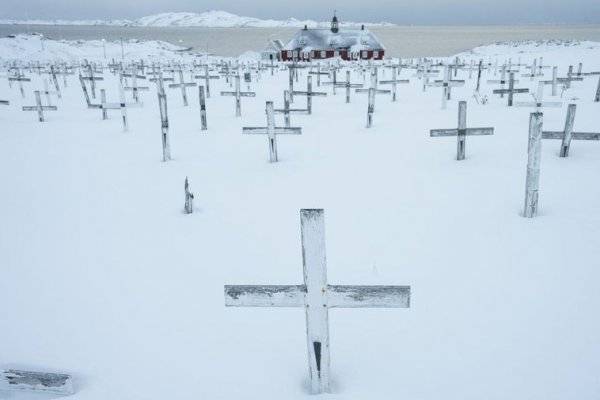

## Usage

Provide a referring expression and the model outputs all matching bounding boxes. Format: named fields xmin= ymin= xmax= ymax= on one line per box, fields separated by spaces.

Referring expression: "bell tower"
xmin=331 ymin=11 xmax=339 ymax=33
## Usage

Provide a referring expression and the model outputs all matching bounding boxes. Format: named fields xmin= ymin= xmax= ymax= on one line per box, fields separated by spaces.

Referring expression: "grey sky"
xmin=4 ymin=0 xmax=600 ymax=24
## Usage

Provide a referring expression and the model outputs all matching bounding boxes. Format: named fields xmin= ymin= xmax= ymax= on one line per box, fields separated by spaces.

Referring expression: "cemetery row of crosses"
xmin=1 ymin=16 xmax=600 ymax=395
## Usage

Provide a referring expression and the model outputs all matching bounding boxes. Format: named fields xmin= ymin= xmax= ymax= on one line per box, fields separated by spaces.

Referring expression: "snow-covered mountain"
xmin=0 ymin=10 xmax=395 ymax=28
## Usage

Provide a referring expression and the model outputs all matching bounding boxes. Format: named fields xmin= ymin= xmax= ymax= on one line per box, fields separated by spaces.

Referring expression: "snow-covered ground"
xmin=0 ymin=10 xmax=395 ymax=28
xmin=0 ymin=36 xmax=599 ymax=400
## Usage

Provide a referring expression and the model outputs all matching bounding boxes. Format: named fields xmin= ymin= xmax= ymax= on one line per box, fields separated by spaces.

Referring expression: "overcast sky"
xmin=3 ymin=0 xmax=600 ymax=24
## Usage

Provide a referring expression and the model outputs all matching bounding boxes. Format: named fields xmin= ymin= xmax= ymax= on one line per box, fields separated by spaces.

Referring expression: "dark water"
xmin=1 ymin=24 xmax=600 ymax=57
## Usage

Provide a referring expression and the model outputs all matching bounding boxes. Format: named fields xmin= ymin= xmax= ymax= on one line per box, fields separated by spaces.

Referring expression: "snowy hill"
xmin=0 ymin=10 xmax=395 ymax=28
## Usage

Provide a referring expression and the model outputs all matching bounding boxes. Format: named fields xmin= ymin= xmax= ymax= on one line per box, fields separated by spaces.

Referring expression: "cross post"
xmin=242 ymin=101 xmax=301 ymax=162
xmin=430 ymin=101 xmax=494 ymax=160
xmin=22 ymin=90 xmax=57 ymax=122
xmin=168 ymin=69 xmax=197 ymax=107
xmin=542 ymin=104 xmax=600 ymax=157
xmin=379 ymin=66 xmax=409 ymax=102
xmin=524 ymin=112 xmax=543 ymax=218
xmin=194 ymin=65 xmax=220 ymax=98
xmin=492 ymin=72 xmax=528 ymax=106
xmin=224 ymin=209 xmax=411 ymax=394
xmin=220 ymin=74 xmax=257 ymax=117
xmin=199 ymin=85 xmax=208 ymax=130
xmin=274 ymin=90 xmax=308 ymax=127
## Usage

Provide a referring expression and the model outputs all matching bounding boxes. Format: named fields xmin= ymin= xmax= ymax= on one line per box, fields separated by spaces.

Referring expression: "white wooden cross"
xmin=80 ymin=63 xmax=104 ymax=99
xmin=430 ymin=101 xmax=494 ymax=160
xmin=596 ymin=76 xmax=600 ymax=102
xmin=22 ymin=91 xmax=57 ymax=122
xmin=333 ymin=70 xmax=363 ymax=103
xmin=542 ymin=104 xmax=600 ymax=157
xmin=292 ymin=76 xmax=326 ymax=115
xmin=1 ymin=369 xmax=73 ymax=395
xmin=98 ymin=82 xmax=143 ymax=131
xmin=194 ymin=65 xmax=220 ymax=99
xmin=379 ymin=66 xmax=409 ymax=102
xmin=8 ymin=71 xmax=30 ymax=98
xmin=220 ymin=73 xmax=256 ymax=117
xmin=542 ymin=66 xmax=559 ymax=97
xmin=157 ymin=90 xmax=171 ymax=161
xmin=42 ymin=78 xmax=60 ymax=106
xmin=184 ymin=177 xmax=194 ymax=214
xmin=224 ymin=209 xmax=411 ymax=394
xmin=122 ymin=66 xmax=149 ymax=102
xmin=168 ymin=69 xmax=197 ymax=107
xmin=309 ymin=62 xmax=329 ymax=86
xmin=492 ymin=72 xmax=529 ymax=107
xmin=274 ymin=90 xmax=308 ymax=127
xmin=521 ymin=58 xmax=544 ymax=80
xmin=321 ymin=68 xmax=340 ymax=95
xmin=557 ymin=65 xmax=584 ymax=90
xmin=487 ymin=65 xmax=520 ymax=98
xmin=243 ymin=101 xmax=301 ymax=162
xmin=47 ymin=65 xmax=62 ymax=98
xmin=356 ymin=68 xmax=391 ymax=128
xmin=429 ymin=65 xmax=465 ymax=109
xmin=199 ymin=86 xmax=208 ymax=130
xmin=0 ymin=100 xmax=8 ymax=105
xmin=514 ymin=81 xmax=561 ymax=111
xmin=524 ymin=112 xmax=543 ymax=218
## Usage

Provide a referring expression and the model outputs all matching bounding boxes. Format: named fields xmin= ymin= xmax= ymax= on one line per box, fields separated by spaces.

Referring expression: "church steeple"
xmin=331 ymin=10 xmax=339 ymax=33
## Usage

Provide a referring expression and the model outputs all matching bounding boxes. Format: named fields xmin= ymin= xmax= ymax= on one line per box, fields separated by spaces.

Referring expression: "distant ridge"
xmin=0 ymin=10 xmax=395 ymax=28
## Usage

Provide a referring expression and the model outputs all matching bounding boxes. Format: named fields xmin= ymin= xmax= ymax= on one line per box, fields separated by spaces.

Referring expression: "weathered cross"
xmin=220 ymin=73 xmax=256 ymax=117
xmin=524 ymin=112 xmax=543 ymax=218
xmin=224 ymin=209 xmax=411 ymax=394
xmin=292 ymin=76 xmax=326 ymax=115
xmin=168 ymin=69 xmax=197 ymax=107
xmin=333 ymin=70 xmax=363 ymax=103
xmin=22 ymin=90 xmax=57 ymax=122
xmin=309 ymin=62 xmax=330 ymax=86
xmin=429 ymin=65 xmax=465 ymax=109
xmin=596 ymin=76 xmax=600 ymax=102
xmin=492 ymin=72 xmax=529 ymax=107
xmin=199 ymin=85 xmax=208 ymax=130
xmin=194 ymin=65 xmax=220 ymax=98
xmin=106 ymin=82 xmax=143 ymax=131
xmin=557 ymin=65 xmax=584 ymax=90
xmin=487 ymin=65 xmax=520 ymax=98
xmin=274 ymin=90 xmax=308 ymax=127
xmin=8 ymin=71 xmax=31 ymax=98
xmin=42 ymin=78 xmax=60 ymax=106
xmin=379 ymin=66 xmax=409 ymax=102
xmin=157 ymin=90 xmax=171 ymax=161
xmin=80 ymin=63 xmax=104 ymax=99
xmin=514 ymin=81 xmax=561 ymax=111
xmin=430 ymin=101 xmax=494 ymax=160
xmin=122 ymin=66 xmax=149 ymax=102
xmin=184 ymin=177 xmax=194 ymax=214
xmin=542 ymin=104 xmax=600 ymax=157
xmin=1 ymin=369 xmax=73 ymax=395
xmin=243 ymin=101 xmax=301 ymax=162
xmin=542 ymin=66 xmax=559 ymax=97
xmin=356 ymin=68 xmax=391 ymax=128
xmin=521 ymin=58 xmax=544 ymax=80
xmin=321 ymin=68 xmax=340 ymax=95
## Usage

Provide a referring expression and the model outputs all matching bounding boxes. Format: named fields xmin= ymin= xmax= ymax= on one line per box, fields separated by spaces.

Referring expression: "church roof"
xmin=282 ymin=28 xmax=385 ymax=53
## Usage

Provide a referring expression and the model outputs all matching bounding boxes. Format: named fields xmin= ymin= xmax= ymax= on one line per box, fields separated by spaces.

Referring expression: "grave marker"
xmin=429 ymin=65 xmax=465 ymax=109
xmin=184 ymin=177 xmax=194 ymax=214
xmin=169 ymin=69 xmax=197 ymax=106
xmin=430 ymin=101 xmax=494 ymax=160
xmin=199 ymin=86 xmax=208 ymax=130
xmin=514 ymin=81 xmax=561 ymax=111
xmin=221 ymin=74 xmax=256 ymax=117
xmin=224 ymin=209 xmax=411 ymax=394
xmin=333 ymin=70 xmax=363 ymax=103
xmin=243 ymin=101 xmax=301 ymax=162
xmin=492 ymin=72 xmax=529 ymax=107
xmin=1 ymin=369 xmax=73 ymax=395
xmin=292 ymin=76 xmax=326 ymax=115
xmin=356 ymin=68 xmax=391 ymax=128
xmin=157 ymin=90 xmax=171 ymax=161
xmin=22 ymin=91 xmax=57 ymax=122
xmin=524 ymin=112 xmax=543 ymax=218
xmin=274 ymin=90 xmax=308 ymax=127
xmin=379 ymin=66 xmax=409 ymax=102
xmin=542 ymin=104 xmax=600 ymax=157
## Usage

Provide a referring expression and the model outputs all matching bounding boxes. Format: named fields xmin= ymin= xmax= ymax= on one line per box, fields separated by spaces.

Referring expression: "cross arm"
xmin=274 ymin=127 xmax=302 ymax=135
xmin=572 ymin=132 xmax=600 ymax=140
xmin=493 ymin=88 xmax=528 ymax=94
xmin=465 ymin=127 xmax=494 ymax=136
xmin=379 ymin=79 xmax=410 ymax=84
xmin=430 ymin=128 xmax=458 ymax=137
xmin=1 ymin=369 xmax=74 ymax=395
xmin=224 ymin=285 xmax=305 ymax=307
xmin=243 ymin=127 xmax=268 ymax=134
xmin=542 ymin=131 xmax=565 ymax=139
xmin=240 ymin=92 xmax=257 ymax=97
xmin=327 ymin=285 xmax=411 ymax=308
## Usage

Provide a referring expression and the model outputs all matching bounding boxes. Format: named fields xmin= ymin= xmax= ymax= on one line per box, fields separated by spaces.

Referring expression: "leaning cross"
xmin=492 ymin=72 xmax=529 ymax=107
xmin=122 ymin=65 xmax=149 ymax=102
xmin=430 ymin=101 xmax=494 ymax=160
xmin=168 ymin=69 xmax=197 ymax=107
xmin=80 ymin=63 xmax=104 ymax=99
xmin=542 ymin=104 xmax=600 ymax=157
xmin=8 ymin=71 xmax=31 ymax=98
xmin=557 ymin=65 xmax=584 ymax=90
xmin=487 ymin=65 xmax=520 ymax=98
xmin=224 ymin=209 xmax=411 ymax=394
xmin=292 ymin=76 xmax=326 ymax=115
xmin=22 ymin=90 xmax=57 ymax=122
xmin=243 ymin=101 xmax=301 ymax=162
xmin=220 ymin=73 xmax=256 ymax=117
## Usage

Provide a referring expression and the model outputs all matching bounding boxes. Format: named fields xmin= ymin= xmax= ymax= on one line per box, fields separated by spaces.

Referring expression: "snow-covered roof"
xmin=282 ymin=28 xmax=385 ymax=52
xmin=262 ymin=39 xmax=284 ymax=53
